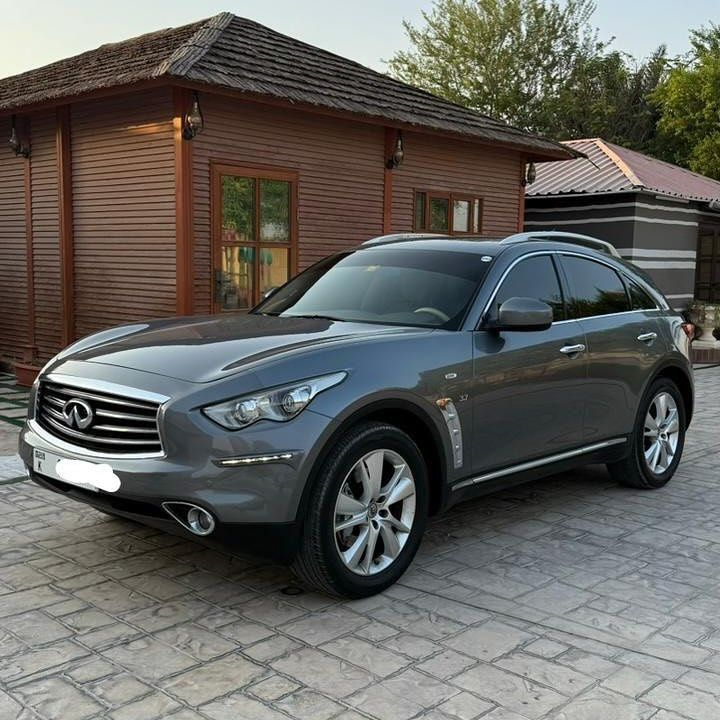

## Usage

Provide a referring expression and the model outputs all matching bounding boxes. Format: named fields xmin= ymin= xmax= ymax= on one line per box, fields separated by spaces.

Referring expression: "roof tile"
xmin=528 ymin=138 xmax=720 ymax=202
xmin=0 ymin=13 xmax=571 ymax=160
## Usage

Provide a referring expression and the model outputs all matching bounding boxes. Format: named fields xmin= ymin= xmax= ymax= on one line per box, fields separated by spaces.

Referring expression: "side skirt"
xmin=446 ymin=437 xmax=628 ymax=509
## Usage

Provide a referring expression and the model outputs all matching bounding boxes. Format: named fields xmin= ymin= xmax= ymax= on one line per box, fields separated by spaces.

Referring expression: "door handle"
xmin=560 ymin=343 xmax=586 ymax=356
xmin=637 ymin=332 xmax=657 ymax=344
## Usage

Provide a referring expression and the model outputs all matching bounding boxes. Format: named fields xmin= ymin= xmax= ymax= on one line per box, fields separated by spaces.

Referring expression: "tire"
xmin=292 ymin=422 xmax=428 ymax=598
xmin=607 ymin=377 xmax=686 ymax=489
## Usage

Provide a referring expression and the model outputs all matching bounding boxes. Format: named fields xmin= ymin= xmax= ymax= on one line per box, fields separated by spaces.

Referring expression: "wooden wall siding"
xmin=30 ymin=112 xmax=62 ymax=362
xmin=192 ymin=95 xmax=385 ymax=313
xmin=70 ymin=89 xmax=176 ymax=337
xmin=0 ymin=117 xmax=29 ymax=361
xmin=391 ymin=132 xmax=523 ymax=236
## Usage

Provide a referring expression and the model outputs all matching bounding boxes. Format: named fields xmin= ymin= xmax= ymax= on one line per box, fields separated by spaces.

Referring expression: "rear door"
xmin=557 ymin=252 xmax=666 ymax=442
xmin=471 ymin=253 xmax=588 ymax=474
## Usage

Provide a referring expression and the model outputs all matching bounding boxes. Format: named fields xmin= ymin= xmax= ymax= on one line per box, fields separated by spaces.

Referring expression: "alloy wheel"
xmin=643 ymin=391 xmax=680 ymax=475
xmin=333 ymin=449 xmax=416 ymax=575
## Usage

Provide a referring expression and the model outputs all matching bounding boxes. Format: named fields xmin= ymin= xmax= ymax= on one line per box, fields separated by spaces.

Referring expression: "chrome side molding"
xmin=452 ymin=437 xmax=627 ymax=491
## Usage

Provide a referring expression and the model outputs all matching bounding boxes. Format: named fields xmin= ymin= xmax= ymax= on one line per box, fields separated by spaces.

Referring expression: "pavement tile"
xmin=11 ymin=676 xmax=103 ymax=720
xmin=160 ymin=653 xmax=266 ymax=705
xmin=643 ymin=680 xmax=720 ymax=720
xmin=271 ymin=647 xmax=374 ymax=697
xmin=200 ymin=692 xmax=289 ymax=720
xmin=550 ymin=687 xmax=656 ymax=719
xmin=444 ymin=619 xmax=534 ymax=661
xmin=321 ymin=635 xmax=410 ymax=677
xmin=101 ymin=637 xmax=198 ymax=682
xmin=451 ymin=663 xmax=566 ymax=719
xmin=273 ymin=688 xmax=343 ymax=720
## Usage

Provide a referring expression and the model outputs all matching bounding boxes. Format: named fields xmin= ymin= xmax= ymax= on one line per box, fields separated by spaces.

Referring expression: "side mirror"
xmin=487 ymin=297 xmax=553 ymax=332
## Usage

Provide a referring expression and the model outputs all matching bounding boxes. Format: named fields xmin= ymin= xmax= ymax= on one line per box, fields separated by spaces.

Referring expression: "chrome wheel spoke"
xmin=384 ymin=514 xmax=412 ymax=534
xmin=379 ymin=520 xmax=401 ymax=559
xmin=385 ymin=477 xmax=415 ymax=506
xmin=359 ymin=524 xmax=380 ymax=574
xmin=358 ymin=450 xmax=384 ymax=503
xmin=343 ymin=526 xmax=370 ymax=571
xmin=336 ymin=492 xmax=365 ymax=516
xmin=644 ymin=414 xmax=658 ymax=434
xmin=664 ymin=409 xmax=679 ymax=434
xmin=335 ymin=512 xmax=367 ymax=533
xmin=645 ymin=441 xmax=659 ymax=470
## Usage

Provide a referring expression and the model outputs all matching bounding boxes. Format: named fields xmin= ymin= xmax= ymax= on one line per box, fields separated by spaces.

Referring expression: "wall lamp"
xmin=182 ymin=91 xmax=204 ymax=140
xmin=522 ymin=162 xmax=537 ymax=186
xmin=386 ymin=130 xmax=405 ymax=169
xmin=8 ymin=116 xmax=30 ymax=158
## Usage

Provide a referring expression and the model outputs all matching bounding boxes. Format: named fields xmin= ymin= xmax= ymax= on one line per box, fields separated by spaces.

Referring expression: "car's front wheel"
xmin=607 ymin=377 xmax=686 ymax=489
xmin=293 ymin=422 xmax=428 ymax=597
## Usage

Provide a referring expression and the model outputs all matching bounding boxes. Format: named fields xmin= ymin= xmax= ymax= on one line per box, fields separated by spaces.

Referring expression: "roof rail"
xmin=360 ymin=232 xmax=449 ymax=247
xmin=500 ymin=231 xmax=621 ymax=257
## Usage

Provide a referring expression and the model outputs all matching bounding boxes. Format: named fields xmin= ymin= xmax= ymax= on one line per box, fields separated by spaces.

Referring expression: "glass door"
xmin=213 ymin=165 xmax=296 ymax=312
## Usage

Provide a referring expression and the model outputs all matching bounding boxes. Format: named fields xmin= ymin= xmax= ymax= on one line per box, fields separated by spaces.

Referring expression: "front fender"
xmin=295 ymin=390 xmax=454 ymax=523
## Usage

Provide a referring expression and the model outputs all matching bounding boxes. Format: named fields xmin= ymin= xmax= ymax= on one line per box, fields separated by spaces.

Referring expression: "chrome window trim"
xmin=552 ymin=309 xmax=661 ymax=326
xmin=477 ymin=249 xmax=668 ymax=330
xmin=557 ymin=250 xmax=668 ymax=311
xmin=478 ymin=250 xmax=562 ymax=326
xmin=452 ymin=437 xmax=627 ymax=491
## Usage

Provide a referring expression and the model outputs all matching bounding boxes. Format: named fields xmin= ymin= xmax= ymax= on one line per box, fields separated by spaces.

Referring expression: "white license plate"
xmin=33 ymin=449 xmax=121 ymax=493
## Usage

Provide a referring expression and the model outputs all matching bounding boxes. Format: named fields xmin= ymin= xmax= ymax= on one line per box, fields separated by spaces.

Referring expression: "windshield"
xmin=253 ymin=247 xmax=490 ymax=329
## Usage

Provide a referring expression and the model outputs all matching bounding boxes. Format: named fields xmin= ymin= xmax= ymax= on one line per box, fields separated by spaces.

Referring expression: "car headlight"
xmin=203 ymin=372 xmax=347 ymax=430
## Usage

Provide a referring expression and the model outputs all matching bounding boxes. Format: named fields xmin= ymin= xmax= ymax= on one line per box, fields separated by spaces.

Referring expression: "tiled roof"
xmin=0 ymin=13 xmax=573 ymax=160
xmin=528 ymin=137 xmax=720 ymax=202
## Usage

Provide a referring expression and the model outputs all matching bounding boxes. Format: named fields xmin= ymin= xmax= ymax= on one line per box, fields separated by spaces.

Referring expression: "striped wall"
xmin=524 ymin=191 xmax=720 ymax=308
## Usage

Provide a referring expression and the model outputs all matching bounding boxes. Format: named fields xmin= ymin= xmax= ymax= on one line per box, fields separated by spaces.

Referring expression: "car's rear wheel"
xmin=607 ymin=377 xmax=686 ymax=489
xmin=293 ymin=422 xmax=428 ymax=597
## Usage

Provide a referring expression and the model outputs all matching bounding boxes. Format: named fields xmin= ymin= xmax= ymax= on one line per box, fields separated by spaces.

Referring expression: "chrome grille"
xmin=37 ymin=381 xmax=162 ymax=455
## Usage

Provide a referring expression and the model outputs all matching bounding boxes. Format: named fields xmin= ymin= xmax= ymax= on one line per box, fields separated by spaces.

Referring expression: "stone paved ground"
xmin=0 ymin=368 xmax=719 ymax=720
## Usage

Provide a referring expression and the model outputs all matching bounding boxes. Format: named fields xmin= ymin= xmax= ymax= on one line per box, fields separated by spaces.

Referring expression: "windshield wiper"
xmin=285 ymin=313 xmax=344 ymax=322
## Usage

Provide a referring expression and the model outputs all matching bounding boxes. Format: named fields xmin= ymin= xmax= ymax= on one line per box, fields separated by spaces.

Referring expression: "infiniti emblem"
xmin=62 ymin=398 xmax=94 ymax=430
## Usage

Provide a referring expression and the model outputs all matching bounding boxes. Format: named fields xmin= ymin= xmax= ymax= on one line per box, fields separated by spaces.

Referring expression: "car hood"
xmin=59 ymin=314 xmax=427 ymax=383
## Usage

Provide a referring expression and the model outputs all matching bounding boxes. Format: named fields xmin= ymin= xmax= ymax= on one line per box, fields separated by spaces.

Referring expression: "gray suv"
xmin=20 ymin=233 xmax=694 ymax=597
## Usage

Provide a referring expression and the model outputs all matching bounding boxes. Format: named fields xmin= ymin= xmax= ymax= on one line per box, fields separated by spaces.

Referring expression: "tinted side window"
xmin=492 ymin=255 xmax=565 ymax=321
xmin=626 ymin=278 xmax=657 ymax=310
xmin=563 ymin=255 xmax=630 ymax=318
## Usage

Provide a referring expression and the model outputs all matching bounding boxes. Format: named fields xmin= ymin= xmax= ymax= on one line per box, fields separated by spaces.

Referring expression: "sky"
xmin=0 ymin=0 xmax=717 ymax=79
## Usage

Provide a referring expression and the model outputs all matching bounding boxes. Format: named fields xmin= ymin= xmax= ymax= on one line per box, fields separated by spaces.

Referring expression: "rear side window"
xmin=562 ymin=255 xmax=630 ymax=318
xmin=626 ymin=277 xmax=657 ymax=310
xmin=491 ymin=255 xmax=565 ymax=321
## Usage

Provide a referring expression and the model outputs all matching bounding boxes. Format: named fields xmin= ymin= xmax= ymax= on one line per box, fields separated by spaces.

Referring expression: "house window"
xmin=695 ymin=227 xmax=720 ymax=302
xmin=214 ymin=165 xmax=296 ymax=311
xmin=414 ymin=191 xmax=482 ymax=234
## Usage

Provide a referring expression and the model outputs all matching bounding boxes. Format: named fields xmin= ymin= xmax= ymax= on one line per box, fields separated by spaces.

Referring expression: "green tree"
xmin=387 ymin=0 xmax=607 ymax=133
xmin=653 ymin=24 xmax=720 ymax=179
xmin=546 ymin=46 xmax=668 ymax=152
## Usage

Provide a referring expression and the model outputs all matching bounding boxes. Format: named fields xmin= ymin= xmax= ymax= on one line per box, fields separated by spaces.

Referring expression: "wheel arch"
xmin=297 ymin=396 xmax=451 ymax=526
xmin=653 ymin=362 xmax=694 ymax=426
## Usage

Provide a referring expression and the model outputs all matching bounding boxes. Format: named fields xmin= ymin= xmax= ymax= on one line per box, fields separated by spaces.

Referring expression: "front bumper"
xmin=27 ymin=468 xmax=302 ymax=562
xmin=20 ymin=371 xmax=338 ymax=562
